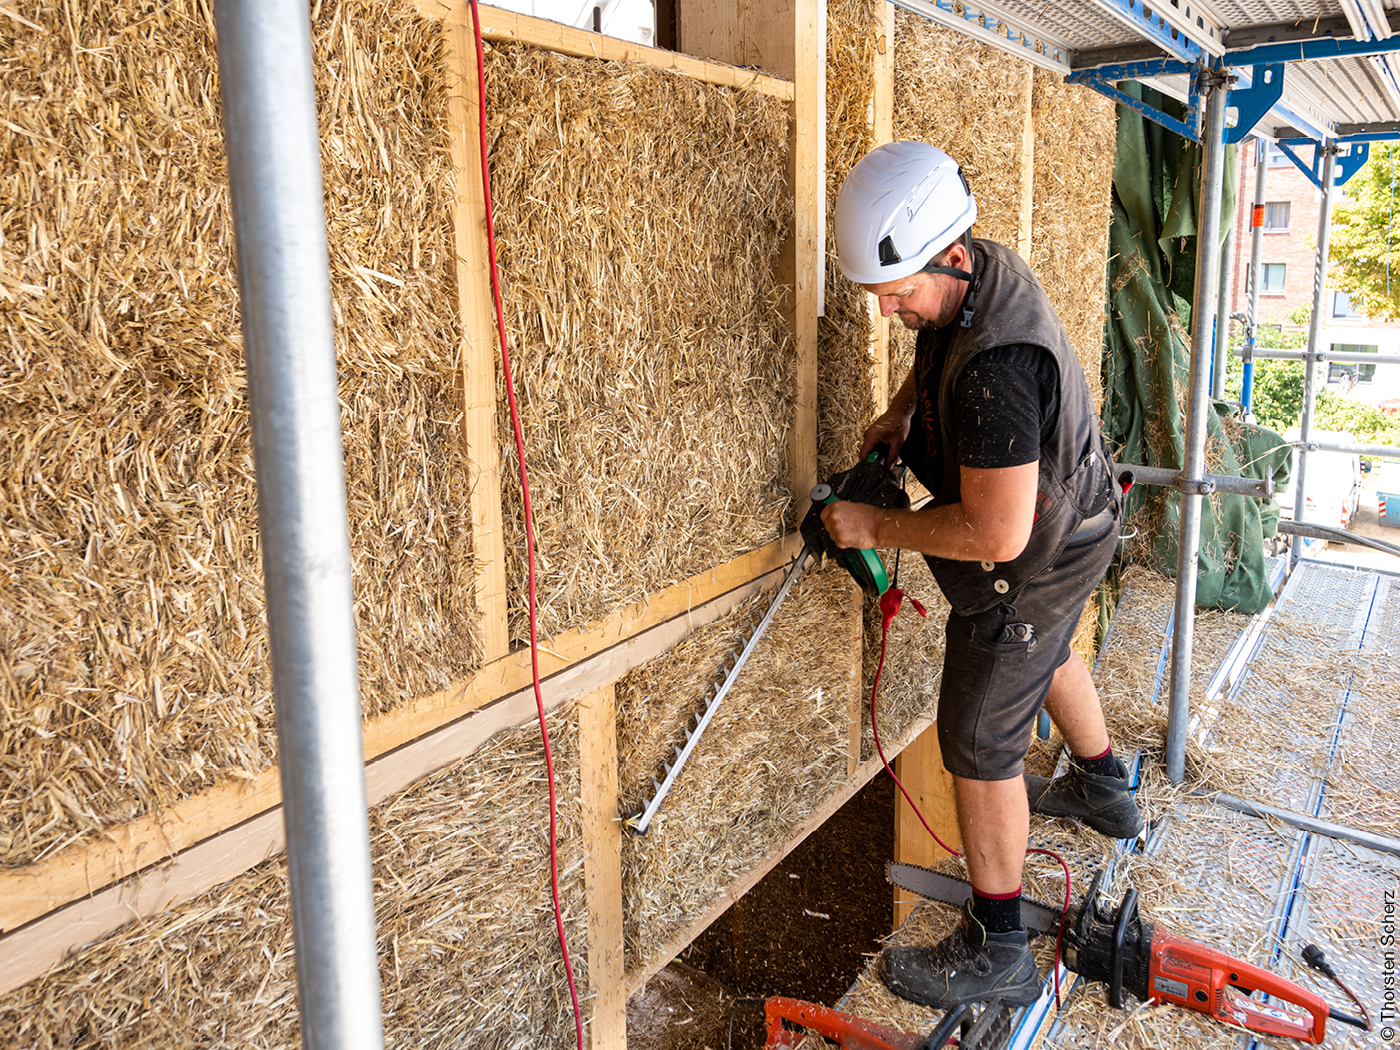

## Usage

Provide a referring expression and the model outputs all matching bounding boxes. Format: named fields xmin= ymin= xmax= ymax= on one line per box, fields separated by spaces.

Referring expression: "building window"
xmin=1265 ymin=141 xmax=1291 ymax=167
xmin=1263 ymin=201 xmax=1290 ymax=230
xmin=1261 ymin=263 xmax=1286 ymax=292
xmin=1333 ymin=291 xmax=1361 ymax=318
xmin=1329 ymin=343 xmax=1377 ymax=385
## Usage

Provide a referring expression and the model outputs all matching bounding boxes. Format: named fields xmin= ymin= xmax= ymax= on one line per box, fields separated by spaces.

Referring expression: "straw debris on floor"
xmin=0 ymin=0 xmax=472 ymax=868
xmin=0 ymin=705 xmax=586 ymax=1050
xmin=483 ymin=42 xmax=794 ymax=646
xmin=617 ymin=561 xmax=859 ymax=974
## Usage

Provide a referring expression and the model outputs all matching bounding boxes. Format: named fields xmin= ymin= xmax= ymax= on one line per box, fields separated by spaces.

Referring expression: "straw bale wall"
xmin=616 ymin=562 xmax=857 ymax=972
xmin=484 ymin=43 xmax=793 ymax=645
xmin=0 ymin=705 xmax=586 ymax=1050
xmin=816 ymin=0 xmax=884 ymax=480
xmin=1030 ymin=72 xmax=1117 ymax=412
xmin=0 ymin=0 xmax=472 ymax=866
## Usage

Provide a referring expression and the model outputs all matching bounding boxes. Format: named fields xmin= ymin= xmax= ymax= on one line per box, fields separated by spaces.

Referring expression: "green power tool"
xmin=799 ymin=447 xmax=911 ymax=595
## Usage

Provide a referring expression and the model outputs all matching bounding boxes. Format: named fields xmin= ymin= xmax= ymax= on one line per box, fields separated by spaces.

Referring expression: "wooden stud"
xmin=578 ymin=684 xmax=626 ymax=1050
xmin=1016 ymin=64 xmax=1036 ymax=260
xmin=871 ymin=0 xmax=895 ymax=411
xmin=411 ymin=0 xmax=794 ymax=100
xmin=444 ymin=18 xmax=510 ymax=662
xmin=892 ymin=722 xmax=962 ymax=926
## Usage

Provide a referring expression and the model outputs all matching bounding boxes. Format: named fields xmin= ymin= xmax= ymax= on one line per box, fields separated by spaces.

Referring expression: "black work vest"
xmin=904 ymin=239 xmax=1112 ymax=616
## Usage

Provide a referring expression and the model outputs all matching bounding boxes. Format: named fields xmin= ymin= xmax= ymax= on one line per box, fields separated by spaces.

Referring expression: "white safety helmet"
xmin=834 ymin=141 xmax=977 ymax=285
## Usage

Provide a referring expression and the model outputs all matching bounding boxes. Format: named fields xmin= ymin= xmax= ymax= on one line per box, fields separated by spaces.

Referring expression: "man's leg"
xmin=1041 ymin=650 xmax=1109 ymax=758
xmin=881 ymin=773 xmax=1042 ymax=1008
xmin=1028 ymin=650 xmax=1143 ymax=838
xmin=952 ymin=774 xmax=1028 ymax=895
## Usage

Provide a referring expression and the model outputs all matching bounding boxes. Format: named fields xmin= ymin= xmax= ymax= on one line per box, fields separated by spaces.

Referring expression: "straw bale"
xmin=817 ymin=0 xmax=884 ymax=480
xmin=0 ymin=0 xmax=471 ymax=865
xmin=483 ymin=43 xmax=793 ymax=645
xmin=887 ymin=12 xmax=1034 ymax=405
xmin=1029 ymin=72 xmax=1117 ymax=413
xmin=0 ymin=706 xmax=586 ymax=1049
xmin=859 ymin=552 xmax=949 ymax=762
xmin=616 ymin=561 xmax=858 ymax=973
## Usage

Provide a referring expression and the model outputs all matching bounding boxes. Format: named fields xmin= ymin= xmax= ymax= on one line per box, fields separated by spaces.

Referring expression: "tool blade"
xmin=886 ymin=863 xmax=1066 ymax=936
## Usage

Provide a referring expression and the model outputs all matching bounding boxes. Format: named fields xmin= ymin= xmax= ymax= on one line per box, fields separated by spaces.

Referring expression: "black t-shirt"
xmin=909 ymin=335 xmax=1111 ymax=514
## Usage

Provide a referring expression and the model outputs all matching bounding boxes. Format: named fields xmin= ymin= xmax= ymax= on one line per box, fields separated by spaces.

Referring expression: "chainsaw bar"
xmin=886 ymin=862 xmax=1068 ymax=936
xmin=626 ymin=544 xmax=816 ymax=834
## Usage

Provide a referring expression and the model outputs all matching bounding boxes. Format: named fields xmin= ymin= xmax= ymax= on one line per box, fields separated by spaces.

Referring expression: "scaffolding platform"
xmin=826 ymin=561 xmax=1399 ymax=1050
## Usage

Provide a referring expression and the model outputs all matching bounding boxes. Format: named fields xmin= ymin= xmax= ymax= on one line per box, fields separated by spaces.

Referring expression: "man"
xmin=825 ymin=141 xmax=1143 ymax=1007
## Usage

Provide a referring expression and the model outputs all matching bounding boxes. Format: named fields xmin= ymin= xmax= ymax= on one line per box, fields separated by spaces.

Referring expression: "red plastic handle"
xmin=1148 ymin=930 xmax=1329 ymax=1043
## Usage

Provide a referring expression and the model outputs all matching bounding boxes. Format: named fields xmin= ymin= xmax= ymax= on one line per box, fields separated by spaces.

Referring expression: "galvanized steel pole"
xmin=1292 ymin=144 xmax=1338 ymax=566
xmin=1166 ymin=71 xmax=1230 ymax=784
xmin=1242 ymin=140 xmax=1267 ymax=411
xmin=213 ymin=3 xmax=386 ymax=1048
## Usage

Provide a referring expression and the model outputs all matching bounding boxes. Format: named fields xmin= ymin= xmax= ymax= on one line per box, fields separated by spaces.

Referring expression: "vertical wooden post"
xmin=443 ymin=21 xmax=511 ymax=663
xmin=578 ymin=684 xmax=626 ymax=1050
xmin=892 ymin=723 xmax=962 ymax=925
xmin=870 ymin=0 xmax=895 ymax=412
xmin=1015 ymin=64 xmax=1036 ymax=261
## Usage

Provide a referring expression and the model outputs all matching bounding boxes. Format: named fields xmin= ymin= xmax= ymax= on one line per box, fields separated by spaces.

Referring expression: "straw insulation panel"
xmin=0 ymin=706 xmax=586 ymax=1050
xmin=817 ymin=0 xmax=885 ymax=481
xmin=482 ymin=43 xmax=794 ymax=645
xmin=0 ymin=0 xmax=472 ymax=867
xmin=616 ymin=561 xmax=859 ymax=973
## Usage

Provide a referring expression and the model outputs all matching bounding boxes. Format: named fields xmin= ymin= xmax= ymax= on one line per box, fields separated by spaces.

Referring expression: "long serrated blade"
xmin=626 ymin=545 xmax=815 ymax=834
xmin=886 ymin=862 xmax=1068 ymax=936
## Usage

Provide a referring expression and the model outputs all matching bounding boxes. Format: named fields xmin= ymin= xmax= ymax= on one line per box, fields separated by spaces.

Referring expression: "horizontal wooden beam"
xmin=624 ymin=710 xmax=937 ymax=996
xmin=0 ymin=536 xmax=798 ymax=937
xmin=0 ymin=544 xmax=801 ymax=997
xmin=409 ymin=0 xmax=794 ymax=100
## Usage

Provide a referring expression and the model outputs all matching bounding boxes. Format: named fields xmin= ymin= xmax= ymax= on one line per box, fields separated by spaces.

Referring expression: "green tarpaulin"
xmin=1102 ymin=85 xmax=1293 ymax=614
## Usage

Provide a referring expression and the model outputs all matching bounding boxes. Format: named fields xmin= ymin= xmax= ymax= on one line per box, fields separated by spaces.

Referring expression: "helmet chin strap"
xmin=921 ymin=232 xmax=980 ymax=327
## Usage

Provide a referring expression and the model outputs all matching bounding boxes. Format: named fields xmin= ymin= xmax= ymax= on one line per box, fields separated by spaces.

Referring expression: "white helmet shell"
xmin=834 ymin=141 xmax=977 ymax=285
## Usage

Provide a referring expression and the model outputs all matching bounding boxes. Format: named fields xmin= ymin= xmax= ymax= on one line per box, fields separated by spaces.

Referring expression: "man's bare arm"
xmin=819 ymin=460 xmax=1038 ymax=562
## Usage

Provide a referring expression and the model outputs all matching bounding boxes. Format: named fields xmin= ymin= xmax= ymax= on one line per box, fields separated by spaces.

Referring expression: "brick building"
xmin=1225 ymin=138 xmax=1400 ymax=407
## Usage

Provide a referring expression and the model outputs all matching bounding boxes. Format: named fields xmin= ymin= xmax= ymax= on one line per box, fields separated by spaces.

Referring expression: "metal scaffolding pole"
xmin=1242 ymin=140 xmax=1268 ymax=411
xmin=1166 ymin=71 xmax=1230 ymax=784
xmin=1291 ymin=144 xmax=1338 ymax=567
xmin=213 ymin=3 xmax=386 ymax=1048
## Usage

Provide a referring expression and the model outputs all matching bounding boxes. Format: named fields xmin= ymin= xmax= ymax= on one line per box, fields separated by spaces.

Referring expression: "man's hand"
xmin=858 ymin=405 xmax=914 ymax=462
xmin=819 ymin=499 xmax=882 ymax=550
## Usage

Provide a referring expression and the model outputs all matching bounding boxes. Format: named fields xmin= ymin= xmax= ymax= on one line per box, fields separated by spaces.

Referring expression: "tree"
xmin=1225 ymin=306 xmax=1308 ymax=430
xmin=1329 ymin=142 xmax=1400 ymax=321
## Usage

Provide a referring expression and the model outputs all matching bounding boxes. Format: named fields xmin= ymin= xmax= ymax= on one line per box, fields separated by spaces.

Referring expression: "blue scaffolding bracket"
xmin=1066 ymin=58 xmax=1203 ymax=140
xmin=1277 ymin=139 xmax=1372 ymax=188
xmin=1223 ymin=63 xmax=1284 ymax=144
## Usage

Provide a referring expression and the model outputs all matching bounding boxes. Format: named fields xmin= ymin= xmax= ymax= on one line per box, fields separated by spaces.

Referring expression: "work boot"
xmin=880 ymin=901 xmax=1042 ymax=1008
xmin=1024 ymin=758 xmax=1144 ymax=839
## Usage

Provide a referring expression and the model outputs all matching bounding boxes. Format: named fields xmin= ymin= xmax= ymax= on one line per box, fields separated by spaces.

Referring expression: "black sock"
xmin=1072 ymin=745 xmax=1120 ymax=779
xmin=971 ymin=888 xmax=1022 ymax=934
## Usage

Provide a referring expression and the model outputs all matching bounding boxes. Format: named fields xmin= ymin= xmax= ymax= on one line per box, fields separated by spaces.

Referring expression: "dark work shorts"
xmin=936 ymin=514 xmax=1118 ymax=781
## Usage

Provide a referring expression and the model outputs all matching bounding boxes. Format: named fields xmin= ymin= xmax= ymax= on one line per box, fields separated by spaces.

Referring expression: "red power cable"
xmin=869 ymin=586 xmax=1072 ymax=1006
xmin=467 ymin=4 xmax=585 ymax=1047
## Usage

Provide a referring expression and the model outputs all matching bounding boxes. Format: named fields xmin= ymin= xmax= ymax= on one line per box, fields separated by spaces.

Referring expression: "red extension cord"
xmin=467 ymin=3 xmax=586 ymax=1047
